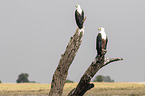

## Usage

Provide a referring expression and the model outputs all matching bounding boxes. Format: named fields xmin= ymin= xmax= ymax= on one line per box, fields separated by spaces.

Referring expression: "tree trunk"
xmin=49 ymin=18 xmax=86 ymax=96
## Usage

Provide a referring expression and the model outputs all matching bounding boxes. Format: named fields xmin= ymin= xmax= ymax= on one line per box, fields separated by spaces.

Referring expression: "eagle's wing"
xmin=75 ymin=10 xmax=84 ymax=29
xmin=96 ymin=33 xmax=102 ymax=55
xmin=105 ymin=36 xmax=108 ymax=50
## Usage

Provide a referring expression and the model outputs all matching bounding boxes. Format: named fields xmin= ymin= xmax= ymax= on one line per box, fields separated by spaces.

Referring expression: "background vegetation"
xmin=16 ymin=73 xmax=29 ymax=83
xmin=93 ymin=75 xmax=114 ymax=82
xmin=16 ymin=73 xmax=36 ymax=83
xmin=65 ymin=79 xmax=74 ymax=83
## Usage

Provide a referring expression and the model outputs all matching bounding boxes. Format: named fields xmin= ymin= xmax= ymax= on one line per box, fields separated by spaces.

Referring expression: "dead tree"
xmin=49 ymin=16 xmax=123 ymax=96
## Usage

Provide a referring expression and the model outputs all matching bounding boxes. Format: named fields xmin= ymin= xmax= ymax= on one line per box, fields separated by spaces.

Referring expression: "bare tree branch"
xmin=68 ymin=54 xmax=123 ymax=96
xmin=102 ymin=57 xmax=123 ymax=68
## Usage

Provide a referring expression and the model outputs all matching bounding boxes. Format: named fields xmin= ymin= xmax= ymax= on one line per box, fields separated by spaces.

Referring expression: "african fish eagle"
xmin=96 ymin=27 xmax=108 ymax=56
xmin=75 ymin=4 xmax=84 ymax=29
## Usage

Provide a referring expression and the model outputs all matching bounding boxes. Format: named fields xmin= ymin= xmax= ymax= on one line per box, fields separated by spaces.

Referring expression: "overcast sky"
xmin=0 ymin=0 xmax=145 ymax=83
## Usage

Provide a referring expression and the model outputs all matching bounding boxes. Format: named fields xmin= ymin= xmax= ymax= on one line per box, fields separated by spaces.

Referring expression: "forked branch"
xmin=68 ymin=54 xmax=123 ymax=96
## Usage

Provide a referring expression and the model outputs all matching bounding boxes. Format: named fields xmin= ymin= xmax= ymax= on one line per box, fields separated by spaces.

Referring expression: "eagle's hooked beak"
xmin=75 ymin=5 xmax=78 ymax=8
xmin=98 ymin=28 xmax=101 ymax=30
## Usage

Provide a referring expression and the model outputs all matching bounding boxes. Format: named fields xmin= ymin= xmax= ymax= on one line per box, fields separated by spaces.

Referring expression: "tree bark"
xmin=68 ymin=54 xmax=123 ymax=96
xmin=49 ymin=18 xmax=86 ymax=96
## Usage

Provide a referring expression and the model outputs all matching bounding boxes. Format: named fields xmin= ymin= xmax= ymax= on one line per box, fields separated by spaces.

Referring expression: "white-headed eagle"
xmin=96 ymin=27 xmax=108 ymax=56
xmin=75 ymin=4 xmax=84 ymax=29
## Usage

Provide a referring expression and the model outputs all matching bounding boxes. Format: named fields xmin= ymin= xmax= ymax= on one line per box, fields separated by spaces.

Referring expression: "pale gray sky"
xmin=0 ymin=0 xmax=145 ymax=83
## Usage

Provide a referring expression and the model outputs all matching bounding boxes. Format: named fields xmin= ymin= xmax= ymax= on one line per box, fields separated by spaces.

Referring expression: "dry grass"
xmin=85 ymin=82 xmax=145 ymax=96
xmin=0 ymin=83 xmax=50 ymax=95
xmin=0 ymin=82 xmax=145 ymax=96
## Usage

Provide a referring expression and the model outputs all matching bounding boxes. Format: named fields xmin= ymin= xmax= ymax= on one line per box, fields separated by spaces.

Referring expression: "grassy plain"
xmin=0 ymin=82 xmax=145 ymax=96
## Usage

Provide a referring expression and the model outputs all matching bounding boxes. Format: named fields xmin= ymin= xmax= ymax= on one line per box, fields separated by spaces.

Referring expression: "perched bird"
xmin=75 ymin=4 xmax=84 ymax=29
xmin=96 ymin=27 xmax=108 ymax=56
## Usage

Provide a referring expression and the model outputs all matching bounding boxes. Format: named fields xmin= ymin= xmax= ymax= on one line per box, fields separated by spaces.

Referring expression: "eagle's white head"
xmin=98 ymin=27 xmax=105 ymax=32
xmin=75 ymin=4 xmax=82 ymax=14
